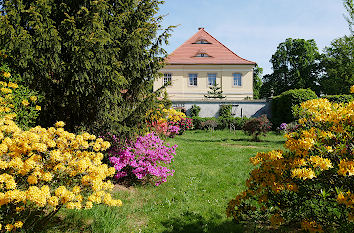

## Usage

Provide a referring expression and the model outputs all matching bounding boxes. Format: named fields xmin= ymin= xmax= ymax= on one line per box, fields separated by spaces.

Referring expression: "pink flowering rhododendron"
xmin=169 ymin=117 xmax=193 ymax=135
xmin=109 ymin=133 xmax=177 ymax=186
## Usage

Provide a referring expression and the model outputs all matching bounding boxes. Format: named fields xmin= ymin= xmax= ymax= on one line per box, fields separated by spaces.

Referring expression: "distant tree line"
xmin=254 ymin=0 xmax=353 ymax=99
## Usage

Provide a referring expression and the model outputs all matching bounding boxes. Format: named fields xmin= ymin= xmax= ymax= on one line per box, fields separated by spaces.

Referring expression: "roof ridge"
xmin=201 ymin=29 xmax=256 ymax=64
xmin=166 ymin=28 xmax=256 ymax=65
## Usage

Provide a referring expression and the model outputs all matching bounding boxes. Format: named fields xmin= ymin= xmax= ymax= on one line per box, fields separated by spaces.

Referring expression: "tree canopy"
xmin=321 ymin=35 xmax=354 ymax=95
xmin=260 ymin=38 xmax=322 ymax=98
xmin=0 ymin=0 xmax=173 ymax=138
xmin=253 ymin=64 xmax=263 ymax=99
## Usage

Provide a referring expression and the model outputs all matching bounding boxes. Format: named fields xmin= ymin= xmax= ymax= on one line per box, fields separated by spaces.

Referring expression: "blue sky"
xmin=159 ymin=0 xmax=350 ymax=75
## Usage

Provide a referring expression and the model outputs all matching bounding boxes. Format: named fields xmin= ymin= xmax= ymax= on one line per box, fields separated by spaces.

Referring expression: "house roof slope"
xmin=166 ymin=28 xmax=256 ymax=65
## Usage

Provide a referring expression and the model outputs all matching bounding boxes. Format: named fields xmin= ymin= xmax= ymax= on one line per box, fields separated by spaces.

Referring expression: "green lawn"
xmin=45 ymin=130 xmax=285 ymax=233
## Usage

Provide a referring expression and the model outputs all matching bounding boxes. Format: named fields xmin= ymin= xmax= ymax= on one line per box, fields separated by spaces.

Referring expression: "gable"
xmin=166 ymin=28 xmax=256 ymax=65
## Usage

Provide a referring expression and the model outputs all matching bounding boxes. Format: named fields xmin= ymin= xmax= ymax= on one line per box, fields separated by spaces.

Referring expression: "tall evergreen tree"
xmin=0 ymin=0 xmax=173 ymax=138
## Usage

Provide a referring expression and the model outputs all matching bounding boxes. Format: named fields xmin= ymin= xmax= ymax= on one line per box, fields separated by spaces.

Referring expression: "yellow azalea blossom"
xmin=1 ymin=87 xmax=12 ymax=94
xmin=21 ymin=99 xmax=29 ymax=106
xmin=14 ymin=221 xmax=23 ymax=228
xmin=351 ymin=85 xmax=354 ymax=93
xmin=35 ymin=105 xmax=41 ymax=111
xmin=5 ymin=224 xmax=13 ymax=231
xmin=338 ymin=160 xmax=354 ymax=176
xmin=8 ymin=82 xmax=18 ymax=89
xmin=55 ymin=121 xmax=65 ymax=128
xmin=291 ymin=167 xmax=316 ymax=180
xmin=29 ymin=96 xmax=38 ymax=102
xmin=308 ymin=156 xmax=333 ymax=170
xmin=0 ymin=117 xmax=121 ymax=230
xmin=3 ymin=72 xmax=11 ymax=78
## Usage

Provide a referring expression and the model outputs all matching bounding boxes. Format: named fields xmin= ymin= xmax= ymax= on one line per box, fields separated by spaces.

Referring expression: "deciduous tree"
xmin=321 ymin=36 xmax=354 ymax=94
xmin=260 ymin=38 xmax=322 ymax=97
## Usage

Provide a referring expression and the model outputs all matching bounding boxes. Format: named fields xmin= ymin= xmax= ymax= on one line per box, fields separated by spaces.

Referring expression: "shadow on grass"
xmin=161 ymin=211 xmax=244 ymax=233
xmin=177 ymin=137 xmax=284 ymax=145
xmin=41 ymin=213 xmax=94 ymax=233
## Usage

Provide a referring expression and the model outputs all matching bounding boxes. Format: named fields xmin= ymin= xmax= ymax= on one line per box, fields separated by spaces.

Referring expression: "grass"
xmin=45 ymin=130 xmax=286 ymax=233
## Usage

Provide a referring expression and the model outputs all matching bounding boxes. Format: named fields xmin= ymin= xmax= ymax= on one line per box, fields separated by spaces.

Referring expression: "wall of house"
xmin=155 ymin=64 xmax=254 ymax=101
xmin=172 ymin=100 xmax=271 ymax=118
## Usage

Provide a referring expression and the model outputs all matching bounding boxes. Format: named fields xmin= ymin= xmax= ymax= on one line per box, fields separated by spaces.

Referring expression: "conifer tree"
xmin=0 ymin=0 xmax=173 ymax=138
xmin=204 ymin=83 xmax=225 ymax=99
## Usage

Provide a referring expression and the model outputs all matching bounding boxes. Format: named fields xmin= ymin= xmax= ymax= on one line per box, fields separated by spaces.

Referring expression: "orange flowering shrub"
xmin=227 ymin=89 xmax=354 ymax=232
xmin=0 ymin=119 xmax=121 ymax=232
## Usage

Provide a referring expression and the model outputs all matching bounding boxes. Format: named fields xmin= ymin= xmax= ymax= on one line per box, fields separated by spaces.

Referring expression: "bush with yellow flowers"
xmin=227 ymin=87 xmax=354 ymax=232
xmin=147 ymin=105 xmax=192 ymax=138
xmin=0 ymin=62 xmax=41 ymax=129
xmin=0 ymin=119 xmax=121 ymax=232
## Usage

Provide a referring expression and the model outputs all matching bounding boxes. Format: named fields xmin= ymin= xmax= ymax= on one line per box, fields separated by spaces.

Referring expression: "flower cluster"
xmin=147 ymin=105 xmax=192 ymax=138
xmin=227 ymin=96 xmax=354 ymax=232
xmin=169 ymin=117 xmax=193 ymax=135
xmin=109 ymin=133 xmax=177 ymax=186
xmin=0 ymin=119 xmax=121 ymax=232
xmin=0 ymin=64 xmax=41 ymax=128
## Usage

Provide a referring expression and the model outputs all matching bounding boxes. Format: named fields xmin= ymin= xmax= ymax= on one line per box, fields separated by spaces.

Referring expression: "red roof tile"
xmin=166 ymin=28 xmax=256 ymax=65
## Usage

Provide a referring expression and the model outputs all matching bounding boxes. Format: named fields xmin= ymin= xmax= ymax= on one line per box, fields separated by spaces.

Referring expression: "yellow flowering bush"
xmin=227 ymin=94 xmax=354 ymax=232
xmin=0 ymin=119 xmax=121 ymax=232
xmin=0 ymin=62 xmax=41 ymax=129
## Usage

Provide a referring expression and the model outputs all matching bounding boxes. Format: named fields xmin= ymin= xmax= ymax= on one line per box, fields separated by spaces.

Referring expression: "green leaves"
xmin=260 ymin=38 xmax=322 ymax=98
xmin=0 ymin=0 xmax=172 ymax=138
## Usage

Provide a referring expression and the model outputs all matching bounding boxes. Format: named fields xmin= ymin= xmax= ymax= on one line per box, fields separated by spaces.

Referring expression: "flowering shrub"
xmin=169 ymin=117 xmax=193 ymax=135
xmin=148 ymin=106 xmax=192 ymax=137
xmin=0 ymin=63 xmax=41 ymax=129
xmin=227 ymin=96 xmax=354 ymax=232
xmin=0 ymin=119 xmax=121 ymax=232
xmin=109 ymin=133 xmax=177 ymax=186
xmin=242 ymin=115 xmax=272 ymax=141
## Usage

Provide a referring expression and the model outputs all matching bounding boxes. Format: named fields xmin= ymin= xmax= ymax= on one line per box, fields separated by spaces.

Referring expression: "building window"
xmin=208 ymin=74 xmax=216 ymax=86
xmin=163 ymin=73 xmax=172 ymax=86
xmin=189 ymin=73 xmax=198 ymax=86
xmin=193 ymin=39 xmax=211 ymax=44
xmin=195 ymin=53 xmax=210 ymax=57
xmin=233 ymin=73 xmax=242 ymax=87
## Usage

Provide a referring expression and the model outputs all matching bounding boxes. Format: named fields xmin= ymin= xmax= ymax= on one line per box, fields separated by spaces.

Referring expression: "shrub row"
xmin=271 ymin=89 xmax=354 ymax=128
xmin=192 ymin=116 xmax=249 ymax=130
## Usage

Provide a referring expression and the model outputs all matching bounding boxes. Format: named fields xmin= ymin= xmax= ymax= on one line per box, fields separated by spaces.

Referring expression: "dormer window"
xmin=193 ymin=36 xmax=211 ymax=44
xmin=193 ymin=39 xmax=211 ymax=44
xmin=195 ymin=53 xmax=210 ymax=57
xmin=194 ymin=49 xmax=211 ymax=57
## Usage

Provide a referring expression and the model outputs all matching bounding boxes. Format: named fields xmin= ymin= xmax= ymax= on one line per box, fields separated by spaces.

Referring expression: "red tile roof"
xmin=166 ymin=28 xmax=256 ymax=65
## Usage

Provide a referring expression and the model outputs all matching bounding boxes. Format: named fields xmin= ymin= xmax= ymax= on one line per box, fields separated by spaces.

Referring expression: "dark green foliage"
xmin=217 ymin=117 xmax=248 ymax=130
xmin=189 ymin=104 xmax=201 ymax=117
xmin=253 ymin=65 xmax=263 ymax=99
xmin=271 ymin=89 xmax=317 ymax=126
xmin=323 ymin=94 xmax=354 ymax=103
xmin=242 ymin=115 xmax=272 ymax=141
xmin=191 ymin=117 xmax=213 ymax=130
xmin=204 ymin=83 xmax=225 ymax=99
xmin=0 ymin=0 xmax=173 ymax=138
xmin=219 ymin=105 xmax=232 ymax=118
xmin=192 ymin=116 xmax=249 ymax=130
xmin=320 ymin=36 xmax=354 ymax=95
xmin=260 ymin=38 xmax=322 ymax=98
